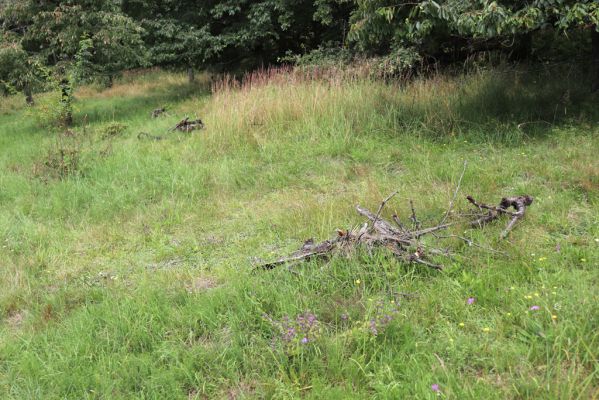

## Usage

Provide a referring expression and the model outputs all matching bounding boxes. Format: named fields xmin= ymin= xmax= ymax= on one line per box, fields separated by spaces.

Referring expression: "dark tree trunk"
xmin=106 ymin=75 xmax=114 ymax=88
xmin=592 ymin=28 xmax=599 ymax=92
xmin=511 ymin=31 xmax=532 ymax=61
xmin=60 ymin=78 xmax=73 ymax=127
xmin=24 ymin=84 xmax=34 ymax=105
xmin=187 ymin=67 xmax=195 ymax=83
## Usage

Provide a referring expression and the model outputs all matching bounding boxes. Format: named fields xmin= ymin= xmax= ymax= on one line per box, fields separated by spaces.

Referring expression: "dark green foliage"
xmin=349 ymin=0 xmax=599 ymax=60
xmin=1 ymin=0 xmax=146 ymax=71
xmin=0 ymin=0 xmax=146 ymax=111
xmin=73 ymin=37 xmax=95 ymax=85
xmin=1 ymin=0 xmax=598 ymax=95
xmin=0 ymin=37 xmax=48 ymax=104
xmin=122 ymin=0 xmax=353 ymax=75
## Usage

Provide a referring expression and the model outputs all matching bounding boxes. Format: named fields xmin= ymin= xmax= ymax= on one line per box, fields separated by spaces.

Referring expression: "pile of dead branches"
xmin=259 ymin=166 xmax=533 ymax=271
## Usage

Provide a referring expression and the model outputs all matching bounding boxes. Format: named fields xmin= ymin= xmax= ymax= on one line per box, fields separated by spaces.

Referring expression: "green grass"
xmin=0 ymin=65 xmax=598 ymax=399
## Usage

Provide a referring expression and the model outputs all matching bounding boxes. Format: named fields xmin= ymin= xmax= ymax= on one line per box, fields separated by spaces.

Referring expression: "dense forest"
xmin=1 ymin=0 xmax=598 ymax=104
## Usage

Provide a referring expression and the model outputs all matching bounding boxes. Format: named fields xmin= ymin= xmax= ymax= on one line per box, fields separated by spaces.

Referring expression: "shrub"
xmin=32 ymin=133 xmax=88 ymax=180
xmin=27 ymin=90 xmax=77 ymax=128
xmin=98 ymin=122 xmax=128 ymax=140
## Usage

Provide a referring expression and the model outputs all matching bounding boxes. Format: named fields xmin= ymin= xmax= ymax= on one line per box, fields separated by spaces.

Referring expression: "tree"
xmin=0 ymin=0 xmax=146 ymax=123
xmin=122 ymin=0 xmax=219 ymax=82
xmin=123 ymin=0 xmax=354 ymax=79
xmin=349 ymin=0 xmax=599 ymax=89
xmin=0 ymin=38 xmax=47 ymax=104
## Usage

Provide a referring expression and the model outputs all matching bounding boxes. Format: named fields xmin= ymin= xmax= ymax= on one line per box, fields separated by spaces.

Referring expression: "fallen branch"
xmin=151 ymin=107 xmax=168 ymax=118
xmin=137 ymin=132 xmax=164 ymax=141
xmin=466 ymin=195 xmax=533 ymax=238
xmin=260 ymin=238 xmax=339 ymax=269
xmin=170 ymin=117 xmax=205 ymax=132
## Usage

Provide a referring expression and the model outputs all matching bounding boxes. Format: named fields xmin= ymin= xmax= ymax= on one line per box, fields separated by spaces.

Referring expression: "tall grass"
xmin=0 ymin=64 xmax=597 ymax=399
xmin=209 ymin=63 xmax=596 ymax=144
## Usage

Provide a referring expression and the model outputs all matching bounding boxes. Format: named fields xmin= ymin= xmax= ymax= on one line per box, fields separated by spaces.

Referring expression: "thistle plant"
xmin=263 ymin=312 xmax=321 ymax=355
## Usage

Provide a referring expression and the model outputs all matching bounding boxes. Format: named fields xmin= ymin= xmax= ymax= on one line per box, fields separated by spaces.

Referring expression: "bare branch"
xmin=373 ymin=190 xmax=399 ymax=226
xmin=392 ymin=214 xmax=407 ymax=232
xmin=409 ymin=199 xmax=420 ymax=230
xmin=439 ymin=160 xmax=467 ymax=226
xmin=410 ymin=257 xmax=443 ymax=270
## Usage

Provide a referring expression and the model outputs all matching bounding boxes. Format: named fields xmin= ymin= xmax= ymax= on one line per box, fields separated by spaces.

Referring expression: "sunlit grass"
xmin=0 ymin=66 xmax=597 ymax=399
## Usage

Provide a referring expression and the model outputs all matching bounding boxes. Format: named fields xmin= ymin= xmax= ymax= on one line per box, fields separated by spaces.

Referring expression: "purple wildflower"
xmin=382 ymin=314 xmax=393 ymax=324
xmin=467 ymin=297 xmax=476 ymax=305
xmin=530 ymin=305 xmax=540 ymax=311
xmin=366 ymin=299 xmax=400 ymax=336
xmin=431 ymin=384 xmax=440 ymax=392
xmin=263 ymin=311 xmax=320 ymax=353
xmin=369 ymin=319 xmax=378 ymax=336
xmin=283 ymin=327 xmax=296 ymax=342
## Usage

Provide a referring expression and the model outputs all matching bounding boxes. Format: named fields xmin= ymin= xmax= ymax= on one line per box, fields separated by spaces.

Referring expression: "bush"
xmin=98 ymin=122 xmax=128 ymax=140
xmin=32 ymin=131 xmax=90 ymax=180
xmin=366 ymin=47 xmax=422 ymax=80
xmin=284 ymin=44 xmax=354 ymax=68
xmin=283 ymin=44 xmax=421 ymax=82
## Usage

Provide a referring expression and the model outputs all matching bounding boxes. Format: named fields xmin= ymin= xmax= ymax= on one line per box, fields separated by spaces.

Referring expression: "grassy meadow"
xmin=0 ymin=65 xmax=598 ymax=399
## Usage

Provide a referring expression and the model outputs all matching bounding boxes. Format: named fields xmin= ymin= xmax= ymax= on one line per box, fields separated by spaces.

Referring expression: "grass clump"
xmin=0 ymin=66 xmax=597 ymax=399
xmin=30 ymin=132 xmax=87 ymax=181
xmin=40 ymin=144 xmax=82 ymax=179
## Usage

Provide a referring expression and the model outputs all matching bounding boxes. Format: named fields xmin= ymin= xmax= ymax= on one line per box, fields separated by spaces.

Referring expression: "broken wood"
xmin=170 ymin=117 xmax=205 ymax=132
xmin=466 ymin=195 xmax=533 ymax=238
xmin=260 ymin=238 xmax=337 ymax=270
xmin=151 ymin=107 xmax=167 ymax=118
xmin=137 ymin=132 xmax=164 ymax=141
